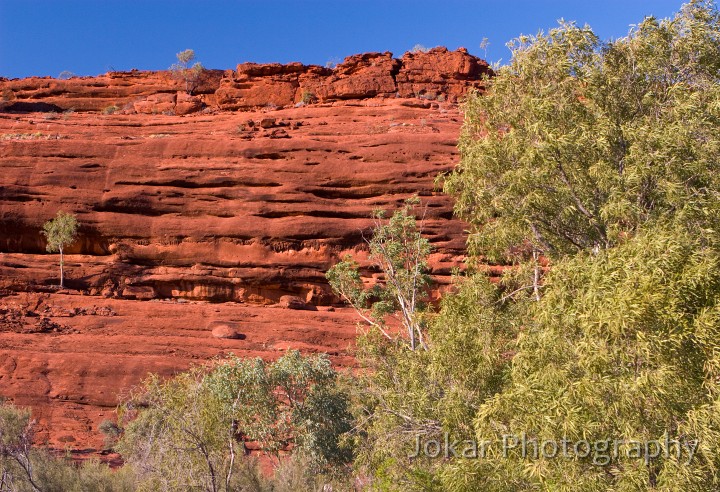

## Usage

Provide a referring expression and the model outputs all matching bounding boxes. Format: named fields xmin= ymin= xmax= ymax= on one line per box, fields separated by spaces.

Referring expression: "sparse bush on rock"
xmin=170 ymin=49 xmax=204 ymax=95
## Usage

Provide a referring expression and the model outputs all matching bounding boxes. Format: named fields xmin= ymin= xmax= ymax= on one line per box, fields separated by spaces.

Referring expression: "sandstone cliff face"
xmin=0 ymin=47 xmax=490 ymax=305
xmin=0 ymin=100 xmax=469 ymax=304
xmin=0 ymin=47 xmax=491 ymax=453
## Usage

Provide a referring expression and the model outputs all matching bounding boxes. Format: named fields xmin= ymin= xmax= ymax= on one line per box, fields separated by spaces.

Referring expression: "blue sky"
xmin=1 ymin=1 xmax=686 ymax=79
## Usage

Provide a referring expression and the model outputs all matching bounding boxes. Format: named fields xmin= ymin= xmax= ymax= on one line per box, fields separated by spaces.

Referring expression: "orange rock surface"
xmin=0 ymin=47 xmax=492 ymax=455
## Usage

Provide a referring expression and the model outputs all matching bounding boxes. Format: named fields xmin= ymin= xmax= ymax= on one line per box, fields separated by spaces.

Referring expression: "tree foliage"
xmin=444 ymin=0 xmax=720 ymax=262
xmin=41 ymin=211 xmax=78 ymax=288
xmin=351 ymin=273 xmax=522 ymax=491
xmin=115 ymin=351 xmax=353 ymax=491
xmin=440 ymin=224 xmax=720 ymax=490
xmin=170 ymin=49 xmax=204 ymax=95
xmin=327 ymin=197 xmax=432 ymax=350
xmin=0 ymin=400 xmax=134 ymax=492
xmin=356 ymin=2 xmax=720 ymax=490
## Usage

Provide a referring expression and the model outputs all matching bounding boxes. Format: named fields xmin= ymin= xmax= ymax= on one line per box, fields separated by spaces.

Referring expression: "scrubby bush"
xmin=0 ymin=400 xmax=134 ymax=491
xmin=301 ymin=90 xmax=316 ymax=104
xmin=114 ymin=350 xmax=354 ymax=491
xmin=170 ymin=49 xmax=204 ymax=95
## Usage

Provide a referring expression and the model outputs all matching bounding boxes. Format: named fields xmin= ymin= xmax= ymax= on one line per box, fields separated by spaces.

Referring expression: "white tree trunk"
xmin=59 ymin=246 xmax=64 ymax=288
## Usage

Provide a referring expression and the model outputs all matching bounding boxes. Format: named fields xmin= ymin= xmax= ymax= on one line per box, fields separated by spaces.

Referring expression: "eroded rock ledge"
xmin=1 ymin=47 xmax=490 ymax=115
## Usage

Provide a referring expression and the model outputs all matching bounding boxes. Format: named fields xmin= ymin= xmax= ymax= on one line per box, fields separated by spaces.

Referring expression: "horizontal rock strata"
xmin=0 ymin=47 xmax=496 ymax=453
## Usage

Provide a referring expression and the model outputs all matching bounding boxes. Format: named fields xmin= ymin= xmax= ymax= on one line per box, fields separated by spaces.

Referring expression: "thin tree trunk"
xmin=59 ymin=246 xmax=64 ymax=288
xmin=532 ymin=249 xmax=541 ymax=301
xmin=225 ymin=432 xmax=235 ymax=491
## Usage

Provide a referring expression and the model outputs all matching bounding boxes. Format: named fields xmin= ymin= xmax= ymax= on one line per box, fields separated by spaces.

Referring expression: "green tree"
xmin=443 ymin=1 xmax=720 ymax=264
xmin=440 ymin=223 xmax=720 ymax=491
xmin=429 ymin=2 xmax=720 ymax=490
xmin=327 ymin=197 xmax=432 ymax=351
xmin=350 ymin=273 xmax=521 ymax=491
xmin=0 ymin=401 xmax=41 ymax=491
xmin=115 ymin=351 xmax=353 ymax=491
xmin=41 ymin=211 xmax=78 ymax=289
xmin=0 ymin=399 xmax=133 ymax=491
xmin=351 ymin=2 xmax=720 ymax=490
xmin=325 ymin=199 xmax=523 ymax=490
xmin=170 ymin=49 xmax=204 ymax=95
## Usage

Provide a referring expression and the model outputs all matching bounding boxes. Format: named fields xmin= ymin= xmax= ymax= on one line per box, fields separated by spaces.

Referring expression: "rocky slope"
xmin=0 ymin=47 xmax=493 ymax=453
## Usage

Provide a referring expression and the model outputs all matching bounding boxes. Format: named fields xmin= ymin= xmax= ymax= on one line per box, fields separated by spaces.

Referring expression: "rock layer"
xmin=1 ymin=47 xmax=490 ymax=114
xmin=0 ymin=291 xmax=357 ymax=451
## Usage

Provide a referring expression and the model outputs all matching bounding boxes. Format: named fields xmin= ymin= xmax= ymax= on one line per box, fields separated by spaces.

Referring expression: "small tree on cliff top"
xmin=41 ymin=211 xmax=78 ymax=288
xmin=170 ymin=49 xmax=204 ymax=95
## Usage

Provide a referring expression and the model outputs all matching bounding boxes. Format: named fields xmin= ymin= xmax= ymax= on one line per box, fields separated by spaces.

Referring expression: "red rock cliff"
xmin=0 ymin=47 xmax=495 ymax=452
xmin=0 ymin=47 xmax=492 ymax=304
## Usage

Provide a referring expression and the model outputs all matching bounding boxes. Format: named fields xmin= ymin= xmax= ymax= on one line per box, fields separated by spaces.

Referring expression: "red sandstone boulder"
xmin=259 ymin=117 xmax=277 ymax=128
xmin=320 ymin=52 xmax=400 ymax=100
xmin=121 ymin=285 xmax=156 ymax=300
xmin=396 ymin=47 xmax=492 ymax=101
xmin=279 ymin=295 xmax=316 ymax=311
xmin=209 ymin=320 xmax=245 ymax=339
xmin=175 ymin=92 xmax=203 ymax=115
xmin=133 ymin=93 xmax=176 ymax=114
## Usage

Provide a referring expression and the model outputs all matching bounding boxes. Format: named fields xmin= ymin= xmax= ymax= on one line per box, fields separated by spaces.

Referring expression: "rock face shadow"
xmin=3 ymin=102 xmax=63 ymax=113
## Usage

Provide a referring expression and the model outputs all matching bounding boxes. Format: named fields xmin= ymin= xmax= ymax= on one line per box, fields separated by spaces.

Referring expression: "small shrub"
xmin=103 ymin=105 xmax=119 ymax=115
xmin=301 ymin=90 xmax=316 ymax=104
xmin=1 ymin=132 xmax=47 ymax=141
xmin=410 ymin=44 xmax=430 ymax=54
xmin=170 ymin=49 xmax=204 ymax=95
xmin=1 ymin=88 xmax=16 ymax=101
xmin=99 ymin=419 xmax=122 ymax=449
xmin=325 ymin=57 xmax=342 ymax=69
xmin=58 ymin=70 xmax=76 ymax=80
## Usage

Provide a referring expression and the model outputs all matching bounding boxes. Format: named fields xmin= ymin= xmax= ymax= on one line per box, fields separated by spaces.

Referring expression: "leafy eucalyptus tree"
xmin=444 ymin=0 xmax=720 ymax=263
xmin=41 ymin=211 xmax=78 ymax=288
xmin=430 ymin=2 xmax=720 ymax=490
xmin=326 ymin=196 xmax=432 ymax=351
xmin=349 ymin=2 xmax=720 ymax=490
xmin=440 ymin=224 xmax=720 ymax=491
xmin=115 ymin=351 xmax=353 ymax=491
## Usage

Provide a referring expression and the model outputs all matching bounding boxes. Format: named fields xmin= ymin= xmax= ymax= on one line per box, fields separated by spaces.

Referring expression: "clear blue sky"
xmin=1 ymin=0 xmax=687 ymax=79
